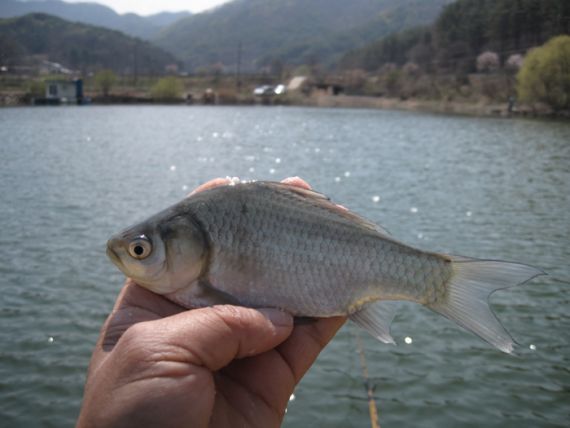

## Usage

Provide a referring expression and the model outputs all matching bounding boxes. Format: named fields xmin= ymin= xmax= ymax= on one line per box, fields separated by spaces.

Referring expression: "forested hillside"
xmin=340 ymin=0 xmax=570 ymax=73
xmin=0 ymin=0 xmax=190 ymax=40
xmin=0 ymin=14 xmax=178 ymax=74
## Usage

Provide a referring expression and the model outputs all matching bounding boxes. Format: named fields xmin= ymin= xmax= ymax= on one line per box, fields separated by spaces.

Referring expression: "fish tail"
xmin=428 ymin=256 xmax=544 ymax=354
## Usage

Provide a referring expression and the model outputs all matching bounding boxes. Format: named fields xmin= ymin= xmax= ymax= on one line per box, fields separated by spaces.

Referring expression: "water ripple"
xmin=0 ymin=106 xmax=568 ymax=428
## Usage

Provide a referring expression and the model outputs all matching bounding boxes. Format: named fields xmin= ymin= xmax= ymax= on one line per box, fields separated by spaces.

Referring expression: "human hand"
xmin=77 ymin=177 xmax=347 ymax=428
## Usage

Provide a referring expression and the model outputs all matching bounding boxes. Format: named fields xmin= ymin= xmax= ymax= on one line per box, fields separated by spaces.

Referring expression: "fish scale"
xmin=190 ymin=183 xmax=450 ymax=315
xmin=107 ymin=181 xmax=543 ymax=353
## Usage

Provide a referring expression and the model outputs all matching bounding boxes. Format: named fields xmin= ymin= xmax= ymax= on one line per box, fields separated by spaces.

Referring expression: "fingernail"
xmin=257 ymin=308 xmax=293 ymax=328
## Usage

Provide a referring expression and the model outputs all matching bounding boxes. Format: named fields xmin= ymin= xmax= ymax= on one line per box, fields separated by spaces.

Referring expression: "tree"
xmin=0 ymin=35 xmax=24 ymax=66
xmin=517 ymin=35 xmax=570 ymax=111
xmin=94 ymin=69 xmax=117 ymax=97
xmin=150 ymin=77 xmax=183 ymax=100
xmin=476 ymin=51 xmax=500 ymax=73
xmin=403 ymin=61 xmax=420 ymax=76
xmin=505 ymin=54 xmax=524 ymax=72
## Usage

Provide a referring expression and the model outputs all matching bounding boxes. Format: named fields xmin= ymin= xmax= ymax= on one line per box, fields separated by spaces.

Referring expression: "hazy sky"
xmin=64 ymin=0 xmax=233 ymax=15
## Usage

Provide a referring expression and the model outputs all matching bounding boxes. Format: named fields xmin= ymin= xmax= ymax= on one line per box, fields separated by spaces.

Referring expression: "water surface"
xmin=0 ymin=106 xmax=568 ymax=427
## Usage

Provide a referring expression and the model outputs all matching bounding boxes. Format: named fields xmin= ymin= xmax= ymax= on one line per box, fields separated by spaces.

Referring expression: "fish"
xmin=106 ymin=180 xmax=543 ymax=353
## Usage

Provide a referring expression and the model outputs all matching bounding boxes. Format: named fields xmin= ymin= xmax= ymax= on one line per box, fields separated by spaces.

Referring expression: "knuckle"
xmin=211 ymin=304 xmax=243 ymax=319
xmin=120 ymin=321 xmax=152 ymax=348
xmin=212 ymin=305 xmax=243 ymax=329
xmin=210 ymin=305 xmax=253 ymax=331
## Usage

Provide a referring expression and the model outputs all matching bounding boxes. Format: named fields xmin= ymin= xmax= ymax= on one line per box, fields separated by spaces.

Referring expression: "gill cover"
xmin=107 ymin=206 xmax=208 ymax=295
xmin=155 ymin=213 xmax=208 ymax=294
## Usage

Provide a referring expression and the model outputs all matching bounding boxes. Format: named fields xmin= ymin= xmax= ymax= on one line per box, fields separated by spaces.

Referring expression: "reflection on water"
xmin=0 ymin=106 xmax=569 ymax=427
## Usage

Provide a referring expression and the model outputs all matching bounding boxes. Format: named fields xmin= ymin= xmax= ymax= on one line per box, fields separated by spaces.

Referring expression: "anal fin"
xmin=349 ymin=301 xmax=398 ymax=345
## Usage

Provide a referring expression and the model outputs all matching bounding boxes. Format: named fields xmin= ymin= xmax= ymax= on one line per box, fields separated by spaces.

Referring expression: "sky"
xmin=63 ymin=0 xmax=233 ymax=15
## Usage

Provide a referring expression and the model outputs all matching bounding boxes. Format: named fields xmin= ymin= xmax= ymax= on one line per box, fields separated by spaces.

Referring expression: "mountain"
xmin=153 ymin=0 xmax=452 ymax=72
xmin=0 ymin=0 xmax=191 ymax=39
xmin=264 ymin=0 xmax=453 ymax=69
xmin=340 ymin=0 xmax=570 ymax=73
xmin=144 ymin=11 xmax=192 ymax=28
xmin=0 ymin=13 xmax=178 ymax=73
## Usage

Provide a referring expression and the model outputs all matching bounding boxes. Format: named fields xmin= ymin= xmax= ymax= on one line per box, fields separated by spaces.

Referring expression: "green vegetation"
xmin=517 ymin=36 xmax=570 ymax=111
xmin=334 ymin=0 xmax=570 ymax=109
xmin=150 ymin=77 xmax=183 ymax=100
xmin=0 ymin=13 xmax=178 ymax=74
xmin=26 ymin=79 xmax=45 ymax=97
xmin=94 ymin=69 xmax=117 ymax=97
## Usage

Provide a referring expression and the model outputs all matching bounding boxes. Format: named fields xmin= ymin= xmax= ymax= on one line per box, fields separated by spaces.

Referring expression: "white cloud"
xmin=63 ymin=0 xmax=233 ymax=15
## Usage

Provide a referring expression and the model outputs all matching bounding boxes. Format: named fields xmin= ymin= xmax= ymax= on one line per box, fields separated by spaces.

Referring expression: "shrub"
xmin=150 ymin=77 xmax=183 ymax=100
xmin=27 ymin=80 xmax=45 ymax=97
xmin=403 ymin=62 xmax=420 ymax=76
xmin=94 ymin=69 xmax=117 ymax=97
xmin=517 ymin=35 xmax=570 ymax=110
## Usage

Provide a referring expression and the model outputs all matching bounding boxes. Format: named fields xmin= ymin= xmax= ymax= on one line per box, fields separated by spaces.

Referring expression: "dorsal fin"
xmin=260 ymin=181 xmax=392 ymax=237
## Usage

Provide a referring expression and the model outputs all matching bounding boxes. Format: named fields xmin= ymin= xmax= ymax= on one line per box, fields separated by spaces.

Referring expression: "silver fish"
xmin=107 ymin=181 xmax=543 ymax=353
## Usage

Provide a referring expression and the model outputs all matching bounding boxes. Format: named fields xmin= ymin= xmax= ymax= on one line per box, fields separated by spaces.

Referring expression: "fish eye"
xmin=128 ymin=236 xmax=152 ymax=260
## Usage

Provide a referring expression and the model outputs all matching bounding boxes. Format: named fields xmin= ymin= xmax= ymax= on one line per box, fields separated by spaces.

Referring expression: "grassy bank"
xmin=1 ymin=73 xmax=567 ymax=120
xmin=296 ymin=94 xmax=562 ymax=119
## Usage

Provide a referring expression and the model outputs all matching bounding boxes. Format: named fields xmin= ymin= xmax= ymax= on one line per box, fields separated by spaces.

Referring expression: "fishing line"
xmin=352 ymin=329 xmax=381 ymax=428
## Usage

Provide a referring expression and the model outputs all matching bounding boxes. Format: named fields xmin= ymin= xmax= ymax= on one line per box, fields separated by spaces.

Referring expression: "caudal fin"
xmin=428 ymin=256 xmax=544 ymax=354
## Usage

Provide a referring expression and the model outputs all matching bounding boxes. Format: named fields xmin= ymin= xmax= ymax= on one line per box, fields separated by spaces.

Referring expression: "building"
xmin=287 ymin=76 xmax=344 ymax=96
xmin=43 ymin=79 xmax=84 ymax=104
xmin=287 ymin=76 xmax=309 ymax=92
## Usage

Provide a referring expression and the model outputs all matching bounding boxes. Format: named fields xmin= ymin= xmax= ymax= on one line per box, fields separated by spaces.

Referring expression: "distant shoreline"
xmin=1 ymin=92 xmax=568 ymax=120
xmin=295 ymin=94 xmax=570 ymax=120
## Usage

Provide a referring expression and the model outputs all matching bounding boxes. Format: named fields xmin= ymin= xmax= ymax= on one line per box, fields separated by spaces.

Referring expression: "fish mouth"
xmin=106 ymin=244 xmax=123 ymax=268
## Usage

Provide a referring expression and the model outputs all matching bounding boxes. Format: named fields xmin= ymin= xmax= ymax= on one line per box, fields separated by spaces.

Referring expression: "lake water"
xmin=0 ymin=106 xmax=568 ymax=427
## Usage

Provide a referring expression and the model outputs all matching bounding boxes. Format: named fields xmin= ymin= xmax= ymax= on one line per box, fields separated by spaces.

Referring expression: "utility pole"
xmin=133 ymin=40 xmax=139 ymax=86
xmin=236 ymin=41 xmax=242 ymax=93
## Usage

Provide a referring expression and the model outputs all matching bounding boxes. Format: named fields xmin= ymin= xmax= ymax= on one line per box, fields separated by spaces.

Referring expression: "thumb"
xmin=122 ymin=305 xmax=294 ymax=371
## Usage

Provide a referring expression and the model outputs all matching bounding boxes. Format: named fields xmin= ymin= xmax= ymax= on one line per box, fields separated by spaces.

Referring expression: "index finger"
xmin=190 ymin=176 xmax=313 ymax=197
xmin=189 ymin=177 xmax=231 ymax=195
xmin=276 ymin=316 xmax=346 ymax=383
xmin=88 ymin=280 xmax=186 ymax=372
